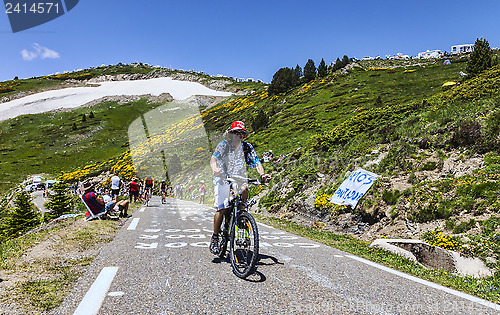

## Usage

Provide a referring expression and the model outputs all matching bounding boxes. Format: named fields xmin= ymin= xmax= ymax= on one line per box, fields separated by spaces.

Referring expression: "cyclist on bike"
xmin=209 ymin=121 xmax=270 ymax=255
xmin=143 ymin=176 xmax=154 ymax=200
xmin=160 ymin=180 xmax=167 ymax=202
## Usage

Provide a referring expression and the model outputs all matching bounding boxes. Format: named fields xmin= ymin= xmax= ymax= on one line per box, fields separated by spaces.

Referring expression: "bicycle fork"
xmin=234 ymin=221 xmax=250 ymax=247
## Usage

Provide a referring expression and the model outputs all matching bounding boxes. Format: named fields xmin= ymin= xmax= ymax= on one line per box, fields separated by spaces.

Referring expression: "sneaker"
xmin=209 ymin=234 xmax=219 ymax=255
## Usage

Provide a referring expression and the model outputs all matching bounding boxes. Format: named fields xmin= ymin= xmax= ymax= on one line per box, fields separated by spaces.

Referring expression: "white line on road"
xmin=139 ymin=207 xmax=146 ymax=212
xmin=127 ymin=218 xmax=140 ymax=230
xmin=73 ymin=267 xmax=119 ymax=315
xmin=108 ymin=291 xmax=124 ymax=297
xmin=257 ymin=222 xmax=274 ymax=229
xmin=345 ymin=255 xmax=500 ymax=311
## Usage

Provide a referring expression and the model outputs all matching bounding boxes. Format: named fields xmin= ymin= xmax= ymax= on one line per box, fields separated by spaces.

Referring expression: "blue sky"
xmin=1 ymin=0 xmax=499 ymax=83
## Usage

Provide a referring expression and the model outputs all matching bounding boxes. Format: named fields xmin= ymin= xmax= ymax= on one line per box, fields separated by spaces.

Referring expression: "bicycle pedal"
xmin=248 ymin=198 xmax=256 ymax=207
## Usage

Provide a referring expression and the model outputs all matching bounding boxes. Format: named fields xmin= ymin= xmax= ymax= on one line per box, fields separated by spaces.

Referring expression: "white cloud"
xmin=21 ymin=49 xmax=37 ymax=61
xmin=21 ymin=43 xmax=60 ymax=61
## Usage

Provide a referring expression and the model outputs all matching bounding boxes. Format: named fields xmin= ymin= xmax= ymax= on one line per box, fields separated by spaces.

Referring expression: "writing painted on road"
xmin=329 ymin=168 xmax=379 ymax=209
xmin=134 ymin=227 xmax=321 ymax=250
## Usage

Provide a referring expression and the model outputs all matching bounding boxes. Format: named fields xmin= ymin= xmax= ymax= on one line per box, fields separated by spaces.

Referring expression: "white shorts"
xmin=214 ymin=184 xmax=230 ymax=211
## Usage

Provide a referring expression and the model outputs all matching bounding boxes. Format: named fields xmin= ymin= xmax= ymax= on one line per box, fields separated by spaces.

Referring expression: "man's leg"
xmin=117 ymin=200 xmax=130 ymax=217
xmin=239 ymin=184 xmax=249 ymax=210
xmin=210 ymin=183 xmax=230 ymax=254
xmin=213 ymin=208 xmax=227 ymax=235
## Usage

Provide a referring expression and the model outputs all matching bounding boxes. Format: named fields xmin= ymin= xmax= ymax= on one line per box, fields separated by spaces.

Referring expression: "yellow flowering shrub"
xmin=422 ymin=229 xmax=461 ymax=251
xmin=315 ymin=193 xmax=333 ymax=210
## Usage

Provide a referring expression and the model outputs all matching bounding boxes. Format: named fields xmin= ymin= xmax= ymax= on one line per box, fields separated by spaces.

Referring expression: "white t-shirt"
xmin=103 ymin=194 xmax=112 ymax=203
xmin=111 ymin=175 xmax=121 ymax=190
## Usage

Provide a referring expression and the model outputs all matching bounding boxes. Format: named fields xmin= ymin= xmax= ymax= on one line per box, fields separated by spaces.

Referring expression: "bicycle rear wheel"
xmin=229 ymin=212 xmax=259 ymax=278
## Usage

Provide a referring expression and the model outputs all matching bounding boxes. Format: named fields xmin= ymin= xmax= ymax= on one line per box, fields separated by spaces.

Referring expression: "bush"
xmin=450 ymin=121 xmax=481 ymax=147
xmin=251 ymin=109 xmax=269 ymax=132
xmin=480 ymin=216 xmax=500 ymax=236
xmin=382 ymin=189 xmax=401 ymax=205
xmin=453 ymin=219 xmax=476 ymax=234
xmin=259 ymin=190 xmax=283 ymax=212
xmin=419 ymin=161 xmax=437 ymax=171
xmin=377 ymin=142 xmax=416 ymax=175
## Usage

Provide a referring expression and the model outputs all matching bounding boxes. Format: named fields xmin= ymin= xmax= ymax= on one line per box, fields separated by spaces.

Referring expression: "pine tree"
xmin=44 ymin=182 xmax=73 ymax=218
xmin=304 ymin=59 xmax=317 ymax=82
xmin=293 ymin=64 xmax=303 ymax=85
xmin=342 ymin=55 xmax=350 ymax=67
xmin=268 ymin=67 xmax=295 ymax=95
xmin=251 ymin=109 xmax=269 ymax=132
xmin=82 ymin=114 xmax=87 ymax=122
xmin=466 ymin=38 xmax=493 ymax=77
xmin=0 ymin=191 xmax=40 ymax=238
xmin=318 ymin=58 xmax=328 ymax=77
xmin=72 ymin=122 xmax=77 ymax=130
xmin=333 ymin=57 xmax=342 ymax=71
xmin=89 ymin=111 xmax=95 ymax=119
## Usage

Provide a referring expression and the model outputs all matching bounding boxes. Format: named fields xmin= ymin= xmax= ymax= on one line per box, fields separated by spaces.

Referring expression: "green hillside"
xmin=0 ymin=63 xmax=259 ymax=196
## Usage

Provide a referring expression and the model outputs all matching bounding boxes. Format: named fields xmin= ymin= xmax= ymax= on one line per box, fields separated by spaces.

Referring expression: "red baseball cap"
xmin=229 ymin=121 xmax=249 ymax=137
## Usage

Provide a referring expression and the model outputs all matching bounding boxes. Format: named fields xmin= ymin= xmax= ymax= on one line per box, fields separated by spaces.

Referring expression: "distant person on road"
xmin=143 ymin=176 xmax=154 ymax=199
xmin=209 ymin=121 xmax=270 ymax=255
xmin=199 ymin=180 xmax=205 ymax=204
xmin=110 ymin=171 xmax=122 ymax=198
xmin=160 ymin=180 xmax=167 ymax=201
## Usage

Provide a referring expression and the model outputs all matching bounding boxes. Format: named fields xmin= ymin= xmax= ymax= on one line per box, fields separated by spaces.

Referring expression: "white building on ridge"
xmin=418 ymin=50 xmax=442 ymax=59
xmin=451 ymin=44 xmax=474 ymax=55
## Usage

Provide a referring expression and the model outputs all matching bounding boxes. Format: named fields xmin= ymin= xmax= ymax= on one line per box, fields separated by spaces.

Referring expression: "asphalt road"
xmin=54 ymin=197 xmax=500 ymax=315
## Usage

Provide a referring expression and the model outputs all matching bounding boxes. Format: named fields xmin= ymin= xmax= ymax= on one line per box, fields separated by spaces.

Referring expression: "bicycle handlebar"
xmin=225 ymin=176 xmax=261 ymax=185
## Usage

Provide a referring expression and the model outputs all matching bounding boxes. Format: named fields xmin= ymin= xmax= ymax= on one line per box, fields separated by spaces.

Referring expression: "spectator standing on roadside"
xmin=110 ymin=171 xmax=121 ymax=198
xmin=128 ymin=177 xmax=139 ymax=203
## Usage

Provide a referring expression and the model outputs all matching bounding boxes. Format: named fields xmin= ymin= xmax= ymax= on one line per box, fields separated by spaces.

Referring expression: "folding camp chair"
xmin=80 ymin=194 xmax=107 ymax=221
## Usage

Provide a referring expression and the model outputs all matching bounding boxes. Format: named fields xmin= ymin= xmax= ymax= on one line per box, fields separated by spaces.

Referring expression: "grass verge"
xmin=0 ymin=202 xmax=140 ymax=314
xmin=255 ymin=215 xmax=500 ymax=304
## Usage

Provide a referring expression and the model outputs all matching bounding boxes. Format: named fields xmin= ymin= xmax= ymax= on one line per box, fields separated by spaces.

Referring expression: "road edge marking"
xmin=73 ymin=267 xmax=119 ymax=315
xmin=257 ymin=222 xmax=274 ymax=229
xmin=345 ymin=255 xmax=500 ymax=311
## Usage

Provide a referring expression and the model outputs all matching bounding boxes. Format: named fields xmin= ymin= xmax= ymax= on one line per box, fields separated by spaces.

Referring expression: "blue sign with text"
xmin=329 ymin=168 xmax=379 ymax=208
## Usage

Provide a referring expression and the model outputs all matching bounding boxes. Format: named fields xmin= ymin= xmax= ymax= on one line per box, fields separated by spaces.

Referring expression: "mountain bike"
xmin=217 ymin=176 xmax=260 ymax=278
xmin=161 ymin=191 xmax=166 ymax=204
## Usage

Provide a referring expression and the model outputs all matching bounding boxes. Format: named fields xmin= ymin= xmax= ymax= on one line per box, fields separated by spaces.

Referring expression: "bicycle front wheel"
xmin=229 ymin=212 xmax=259 ymax=278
